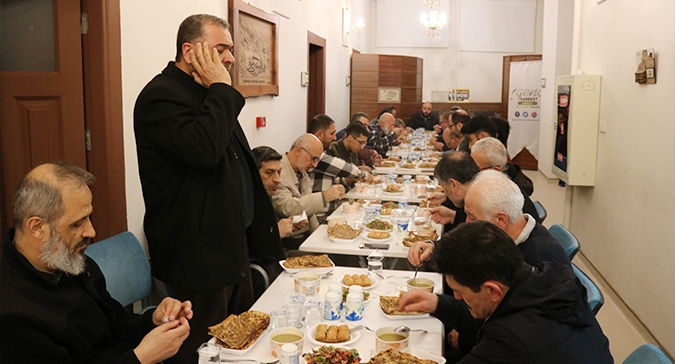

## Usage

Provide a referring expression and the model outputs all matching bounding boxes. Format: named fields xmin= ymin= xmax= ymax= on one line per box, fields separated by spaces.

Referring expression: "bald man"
xmin=366 ymin=112 xmax=399 ymax=156
xmin=408 ymin=102 xmax=440 ymax=130
xmin=271 ymin=134 xmax=344 ymax=248
xmin=0 ymin=161 xmax=192 ymax=364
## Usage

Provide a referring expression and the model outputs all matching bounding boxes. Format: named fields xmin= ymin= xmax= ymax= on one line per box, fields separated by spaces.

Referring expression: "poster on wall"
xmin=507 ymin=60 xmax=542 ymax=160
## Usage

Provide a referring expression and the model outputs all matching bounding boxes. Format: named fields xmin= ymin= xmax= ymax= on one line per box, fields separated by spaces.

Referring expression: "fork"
xmin=220 ymin=359 xmax=279 ymax=364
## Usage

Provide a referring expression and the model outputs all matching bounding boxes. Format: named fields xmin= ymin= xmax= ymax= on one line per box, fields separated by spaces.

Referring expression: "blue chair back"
xmin=623 ymin=344 xmax=672 ymax=364
xmin=549 ymin=224 xmax=580 ymax=259
xmin=85 ymin=232 xmax=151 ymax=308
xmin=533 ymin=200 xmax=547 ymax=223
xmin=572 ymin=263 xmax=604 ymax=315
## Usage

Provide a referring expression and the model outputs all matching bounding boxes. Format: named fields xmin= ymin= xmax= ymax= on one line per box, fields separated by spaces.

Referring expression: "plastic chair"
xmin=85 ymin=232 xmax=152 ymax=312
xmin=533 ymin=200 xmax=547 ymax=223
xmin=549 ymin=224 xmax=580 ymax=259
xmin=572 ymin=263 xmax=604 ymax=315
xmin=623 ymin=344 xmax=672 ymax=364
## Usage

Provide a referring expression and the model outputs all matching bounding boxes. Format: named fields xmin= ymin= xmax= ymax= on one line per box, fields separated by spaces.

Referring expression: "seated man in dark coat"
xmin=404 ymin=221 xmax=613 ymax=364
xmin=0 ymin=161 xmax=193 ymax=364
xmin=408 ymin=101 xmax=440 ymax=130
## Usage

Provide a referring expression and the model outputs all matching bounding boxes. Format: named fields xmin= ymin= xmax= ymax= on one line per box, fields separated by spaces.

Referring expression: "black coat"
xmin=445 ymin=263 xmax=613 ymax=364
xmin=408 ymin=111 xmax=440 ymax=130
xmin=134 ymin=62 xmax=284 ymax=291
xmin=0 ymin=230 xmax=152 ymax=363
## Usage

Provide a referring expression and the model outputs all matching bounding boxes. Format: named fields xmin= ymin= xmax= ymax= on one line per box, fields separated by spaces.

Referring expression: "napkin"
xmin=293 ymin=211 xmax=308 ymax=223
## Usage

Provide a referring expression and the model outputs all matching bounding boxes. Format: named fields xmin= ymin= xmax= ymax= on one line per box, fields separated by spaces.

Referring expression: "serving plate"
xmin=329 ymin=235 xmax=361 ymax=244
xmin=278 ymin=259 xmax=335 ymax=275
xmin=337 ymin=275 xmax=379 ymax=291
xmin=401 ymin=347 xmax=446 ymax=364
xmin=307 ymin=323 xmax=362 ymax=347
xmin=208 ymin=334 xmax=264 ymax=356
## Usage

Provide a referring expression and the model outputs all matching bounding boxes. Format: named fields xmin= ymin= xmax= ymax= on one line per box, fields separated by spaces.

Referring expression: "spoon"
xmin=412 ymin=247 xmax=423 ymax=282
xmin=394 ymin=325 xmax=428 ymax=334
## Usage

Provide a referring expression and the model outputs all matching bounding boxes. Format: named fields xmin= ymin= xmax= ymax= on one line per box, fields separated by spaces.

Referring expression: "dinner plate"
xmin=208 ymin=333 xmax=264 ymax=356
xmin=363 ymin=233 xmax=394 ymax=243
xmin=337 ymin=275 xmax=379 ymax=290
xmin=380 ymin=310 xmax=430 ymax=320
xmin=307 ymin=323 xmax=362 ymax=347
xmin=278 ymin=259 xmax=335 ymax=275
xmin=402 ymin=347 xmax=446 ymax=364
xmin=373 ymin=166 xmax=397 ymax=173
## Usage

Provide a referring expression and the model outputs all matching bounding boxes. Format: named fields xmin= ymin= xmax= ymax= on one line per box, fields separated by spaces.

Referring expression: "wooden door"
xmin=0 ymin=0 xmax=86 ymax=234
xmin=307 ymin=32 xmax=326 ymax=127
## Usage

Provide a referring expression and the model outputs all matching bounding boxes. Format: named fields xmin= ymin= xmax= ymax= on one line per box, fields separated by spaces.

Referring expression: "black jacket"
xmin=134 ymin=62 xmax=284 ymax=291
xmin=408 ymin=111 xmax=440 ymax=130
xmin=0 ymin=229 xmax=153 ymax=363
xmin=445 ymin=263 xmax=613 ymax=364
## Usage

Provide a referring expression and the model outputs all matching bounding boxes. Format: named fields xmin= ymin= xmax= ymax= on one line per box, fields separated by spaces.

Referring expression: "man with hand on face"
xmin=0 ymin=162 xmax=193 ymax=364
xmin=134 ymin=14 xmax=284 ymax=362
xmin=252 ymin=146 xmax=308 ymax=239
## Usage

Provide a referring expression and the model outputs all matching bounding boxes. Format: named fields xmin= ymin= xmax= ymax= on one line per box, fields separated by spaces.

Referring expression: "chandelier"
xmin=420 ymin=10 xmax=447 ymax=37
xmin=417 ymin=0 xmax=446 ymax=9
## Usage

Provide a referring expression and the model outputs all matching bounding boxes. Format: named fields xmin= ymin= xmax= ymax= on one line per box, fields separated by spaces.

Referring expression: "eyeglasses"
xmin=479 ymin=165 xmax=498 ymax=171
xmin=300 ymin=146 xmax=320 ymax=163
xmin=351 ymin=136 xmax=368 ymax=146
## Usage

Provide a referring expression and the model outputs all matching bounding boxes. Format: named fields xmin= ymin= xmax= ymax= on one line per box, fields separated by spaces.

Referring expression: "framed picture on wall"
xmin=229 ymin=0 xmax=279 ymax=97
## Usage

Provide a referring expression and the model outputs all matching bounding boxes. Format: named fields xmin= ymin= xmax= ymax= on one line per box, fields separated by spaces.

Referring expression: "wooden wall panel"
xmin=351 ymin=53 xmax=422 ymax=122
xmin=351 ymin=70 xmax=378 ymax=88
xmin=379 ymin=71 xmax=402 ymax=86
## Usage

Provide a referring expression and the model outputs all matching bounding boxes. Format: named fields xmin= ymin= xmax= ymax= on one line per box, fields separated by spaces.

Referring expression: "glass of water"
xmin=284 ymin=295 xmax=306 ymax=328
xmin=305 ymin=300 xmax=323 ymax=327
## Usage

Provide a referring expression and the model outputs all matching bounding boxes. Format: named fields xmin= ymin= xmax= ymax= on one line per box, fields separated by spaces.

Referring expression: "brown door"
xmin=307 ymin=32 xmax=326 ymax=127
xmin=0 ymin=0 xmax=86 ymax=234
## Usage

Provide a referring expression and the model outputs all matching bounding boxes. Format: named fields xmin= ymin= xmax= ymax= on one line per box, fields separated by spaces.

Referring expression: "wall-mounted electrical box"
xmin=552 ymin=75 xmax=602 ymax=186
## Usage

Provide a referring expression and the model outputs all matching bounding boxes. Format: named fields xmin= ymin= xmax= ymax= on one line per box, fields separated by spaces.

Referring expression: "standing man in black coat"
xmin=134 ymin=14 xmax=284 ymax=363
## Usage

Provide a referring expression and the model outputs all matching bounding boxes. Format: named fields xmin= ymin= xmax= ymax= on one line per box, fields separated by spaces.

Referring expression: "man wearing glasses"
xmin=271 ymin=134 xmax=345 ymax=249
xmin=329 ymin=122 xmax=370 ymax=168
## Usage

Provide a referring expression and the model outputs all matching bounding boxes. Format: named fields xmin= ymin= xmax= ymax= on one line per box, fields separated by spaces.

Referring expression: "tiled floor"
xmin=525 ymin=170 xmax=658 ymax=362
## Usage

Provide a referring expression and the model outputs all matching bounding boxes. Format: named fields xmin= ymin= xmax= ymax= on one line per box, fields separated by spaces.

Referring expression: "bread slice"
xmin=208 ymin=310 xmax=269 ymax=350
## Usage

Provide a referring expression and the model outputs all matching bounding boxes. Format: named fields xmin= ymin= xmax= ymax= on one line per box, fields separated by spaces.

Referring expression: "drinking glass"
xmin=270 ymin=309 xmax=289 ymax=330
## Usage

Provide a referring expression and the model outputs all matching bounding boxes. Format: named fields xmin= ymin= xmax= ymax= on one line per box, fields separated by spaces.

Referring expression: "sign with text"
xmin=378 ymin=88 xmax=401 ymax=103
xmin=507 ymin=60 xmax=542 ymax=160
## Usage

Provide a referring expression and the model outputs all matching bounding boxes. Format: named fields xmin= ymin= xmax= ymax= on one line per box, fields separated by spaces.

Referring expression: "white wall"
xmin=568 ymin=0 xmax=675 ymax=354
xmin=369 ymin=0 xmax=544 ymax=103
xmin=120 ymin=0 xmax=369 ymax=242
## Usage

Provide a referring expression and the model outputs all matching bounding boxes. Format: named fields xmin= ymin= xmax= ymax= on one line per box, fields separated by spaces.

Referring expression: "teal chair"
xmin=549 ymin=223 xmax=580 ymax=259
xmin=623 ymin=344 xmax=672 ymax=364
xmin=572 ymin=263 xmax=604 ymax=315
xmin=533 ymin=200 xmax=547 ymax=223
xmin=85 ymin=232 xmax=152 ymax=312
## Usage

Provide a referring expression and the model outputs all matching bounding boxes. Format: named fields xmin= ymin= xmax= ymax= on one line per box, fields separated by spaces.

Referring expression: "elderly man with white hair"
xmin=471 ymin=137 xmax=538 ymax=220
xmin=471 ymin=137 xmax=534 ymax=196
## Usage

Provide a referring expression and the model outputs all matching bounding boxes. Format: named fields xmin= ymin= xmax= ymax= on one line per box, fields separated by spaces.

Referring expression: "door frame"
xmin=81 ymin=0 xmax=127 ymax=239
xmin=307 ymin=31 xmax=326 ymax=127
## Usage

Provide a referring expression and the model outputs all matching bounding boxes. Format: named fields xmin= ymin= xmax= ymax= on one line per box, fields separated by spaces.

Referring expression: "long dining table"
xmin=216 ymin=266 xmax=445 ymax=363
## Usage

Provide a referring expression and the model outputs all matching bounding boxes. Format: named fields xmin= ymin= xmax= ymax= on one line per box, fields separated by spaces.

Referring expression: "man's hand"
xmin=407 ymin=240 xmax=435 ymax=267
xmin=358 ymin=164 xmax=372 ymax=173
xmin=433 ymin=124 xmax=443 ymax=134
xmin=152 ymin=298 xmax=193 ymax=326
xmin=278 ymin=218 xmax=294 ymax=238
xmin=323 ymin=184 xmax=345 ymax=202
xmin=372 ymin=152 xmax=383 ymax=166
xmin=433 ymin=141 xmax=445 ymax=151
xmin=398 ymin=290 xmax=439 ymax=313
xmin=293 ymin=219 xmax=308 ymax=231
xmin=430 ymin=206 xmax=456 ymax=225
xmin=188 ymin=41 xmax=231 ymax=87
xmin=426 ymin=192 xmax=446 ymax=206
xmin=134 ymin=318 xmax=190 ymax=364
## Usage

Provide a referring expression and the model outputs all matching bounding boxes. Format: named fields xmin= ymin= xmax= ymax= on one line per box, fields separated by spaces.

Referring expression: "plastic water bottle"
xmin=367 ymin=250 xmax=384 ymax=277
